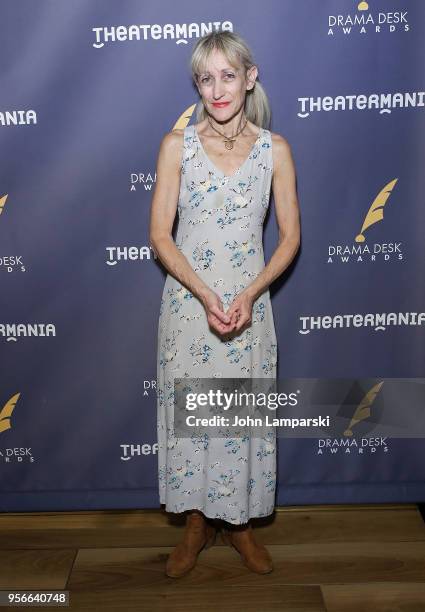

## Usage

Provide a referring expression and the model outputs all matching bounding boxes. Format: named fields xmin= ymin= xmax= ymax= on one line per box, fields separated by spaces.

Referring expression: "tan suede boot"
xmin=221 ymin=522 xmax=273 ymax=574
xmin=165 ymin=511 xmax=217 ymax=578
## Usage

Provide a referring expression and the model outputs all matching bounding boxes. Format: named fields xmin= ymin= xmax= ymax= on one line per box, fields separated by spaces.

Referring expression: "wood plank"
xmin=322 ymin=582 xmax=425 ymax=612
xmin=0 ymin=549 xmax=75 ymax=589
xmin=66 ymin=585 xmax=326 ymax=612
xmin=0 ymin=505 xmax=422 ymax=549
xmin=68 ymin=541 xmax=425 ymax=589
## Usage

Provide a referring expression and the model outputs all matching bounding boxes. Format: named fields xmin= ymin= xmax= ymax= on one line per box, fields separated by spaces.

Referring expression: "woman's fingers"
xmin=210 ymin=304 xmax=231 ymax=324
xmin=205 ymin=291 xmax=253 ymax=336
xmin=209 ymin=312 xmax=236 ymax=335
xmin=212 ymin=314 xmax=233 ymax=330
xmin=233 ymin=308 xmax=248 ymax=330
xmin=237 ymin=314 xmax=251 ymax=330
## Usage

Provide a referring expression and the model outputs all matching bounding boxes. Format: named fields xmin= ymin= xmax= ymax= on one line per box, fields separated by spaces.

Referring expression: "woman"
xmin=149 ymin=30 xmax=300 ymax=577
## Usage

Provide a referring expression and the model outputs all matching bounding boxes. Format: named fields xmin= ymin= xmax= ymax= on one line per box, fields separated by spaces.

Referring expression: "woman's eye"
xmin=200 ymin=74 xmax=234 ymax=84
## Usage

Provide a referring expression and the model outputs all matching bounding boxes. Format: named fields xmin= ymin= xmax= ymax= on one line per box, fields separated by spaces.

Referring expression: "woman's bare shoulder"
xmin=269 ymin=130 xmax=292 ymax=151
xmin=269 ymin=130 xmax=293 ymax=164
xmin=157 ymin=128 xmax=185 ymax=167
xmin=161 ymin=127 xmax=185 ymax=147
xmin=268 ymin=131 xmax=296 ymax=181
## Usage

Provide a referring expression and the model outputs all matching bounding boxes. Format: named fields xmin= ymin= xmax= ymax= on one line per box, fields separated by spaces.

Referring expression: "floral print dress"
xmin=156 ymin=123 xmax=277 ymax=524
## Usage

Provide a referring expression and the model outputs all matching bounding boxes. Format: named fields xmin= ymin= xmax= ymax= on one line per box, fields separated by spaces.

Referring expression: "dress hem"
xmin=159 ymin=502 xmax=275 ymax=525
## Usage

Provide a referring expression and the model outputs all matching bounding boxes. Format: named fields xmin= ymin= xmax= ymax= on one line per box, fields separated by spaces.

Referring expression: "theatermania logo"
xmin=327 ymin=178 xmax=404 ymax=264
xmin=327 ymin=1 xmax=410 ymax=36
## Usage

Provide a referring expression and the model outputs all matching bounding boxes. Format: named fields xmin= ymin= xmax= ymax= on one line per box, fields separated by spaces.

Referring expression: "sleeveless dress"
xmin=156 ymin=123 xmax=277 ymax=525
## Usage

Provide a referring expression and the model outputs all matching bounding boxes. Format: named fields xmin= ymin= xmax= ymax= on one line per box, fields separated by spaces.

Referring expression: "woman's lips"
xmin=212 ymin=102 xmax=230 ymax=107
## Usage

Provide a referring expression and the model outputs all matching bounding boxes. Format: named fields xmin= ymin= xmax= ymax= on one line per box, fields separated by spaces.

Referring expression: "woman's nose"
xmin=212 ymin=80 xmax=225 ymax=99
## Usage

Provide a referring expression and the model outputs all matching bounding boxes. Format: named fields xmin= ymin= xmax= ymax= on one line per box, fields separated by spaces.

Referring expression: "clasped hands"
xmin=201 ymin=288 xmax=254 ymax=337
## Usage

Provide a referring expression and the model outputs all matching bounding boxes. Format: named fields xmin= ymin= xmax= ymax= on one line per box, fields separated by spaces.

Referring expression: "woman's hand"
xmin=226 ymin=290 xmax=254 ymax=333
xmin=200 ymin=288 xmax=236 ymax=336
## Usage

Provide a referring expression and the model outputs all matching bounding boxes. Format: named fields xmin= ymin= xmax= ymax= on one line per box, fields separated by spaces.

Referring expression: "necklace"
xmin=207 ymin=116 xmax=248 ymax=150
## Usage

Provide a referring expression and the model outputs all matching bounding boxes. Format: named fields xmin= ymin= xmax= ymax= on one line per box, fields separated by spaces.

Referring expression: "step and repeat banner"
xmin=1 ymin=1 xmax=424 ymax=511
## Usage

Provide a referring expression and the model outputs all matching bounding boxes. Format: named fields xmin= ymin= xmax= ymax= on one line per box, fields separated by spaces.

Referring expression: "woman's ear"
xmin=246 ymin=65 xmax=258 ymax=91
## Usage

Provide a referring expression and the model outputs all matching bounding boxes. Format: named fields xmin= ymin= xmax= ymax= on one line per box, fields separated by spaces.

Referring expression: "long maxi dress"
xmin=156 ymin=123 xmax=278 ymax=525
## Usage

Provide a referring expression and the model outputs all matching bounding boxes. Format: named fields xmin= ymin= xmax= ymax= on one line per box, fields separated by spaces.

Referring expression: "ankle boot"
xmin=165 ymin=511 xmax=217 ymax=578
xmin=221 ymin=522 xmax=273 ymax=574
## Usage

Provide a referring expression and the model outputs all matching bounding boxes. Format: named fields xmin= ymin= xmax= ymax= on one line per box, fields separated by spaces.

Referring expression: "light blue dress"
xmin=156 ymin=123 xmax=277 ymax=524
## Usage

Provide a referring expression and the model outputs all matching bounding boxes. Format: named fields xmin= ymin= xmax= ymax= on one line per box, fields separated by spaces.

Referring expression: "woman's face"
xmin=196 ymin=48 xmax=257 ymax=122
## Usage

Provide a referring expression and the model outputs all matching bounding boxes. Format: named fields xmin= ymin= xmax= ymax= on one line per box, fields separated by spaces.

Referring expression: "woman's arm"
xmin=150 ymin=130 xmax=233 ymax=334
xmin=244 ymin=133 xmax=301 ymax=302
xmin=223 ymin=134 xmax=300 ymax=332
xmin=149 ymin=130 xmax=211 ymax=303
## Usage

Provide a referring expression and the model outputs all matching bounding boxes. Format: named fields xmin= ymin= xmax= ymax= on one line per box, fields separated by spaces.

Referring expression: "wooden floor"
xmin=0 ymin=504 xmax=424 ymax=611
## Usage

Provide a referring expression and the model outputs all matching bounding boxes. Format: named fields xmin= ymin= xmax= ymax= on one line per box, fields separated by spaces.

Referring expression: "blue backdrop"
xmin=1 ymin=0 xmax=424 ymax=511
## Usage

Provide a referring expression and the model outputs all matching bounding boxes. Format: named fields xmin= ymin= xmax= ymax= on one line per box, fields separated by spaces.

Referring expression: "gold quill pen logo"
xmin=0 ymin=194 xmax=8 ymax=216
xmin=172 ymin=104 xmax=196 ymax=130
xmin=0 ymin=393 xmax=20 ymax=434
xmin=355 ymin=179 xmax=398 ymax=242
xmin=343 ymin=381 xmax=384 ymax=437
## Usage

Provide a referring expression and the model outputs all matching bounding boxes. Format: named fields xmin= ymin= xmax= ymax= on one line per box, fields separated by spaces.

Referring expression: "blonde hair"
xmin=190 ymin=30 xmax=271 ymax=129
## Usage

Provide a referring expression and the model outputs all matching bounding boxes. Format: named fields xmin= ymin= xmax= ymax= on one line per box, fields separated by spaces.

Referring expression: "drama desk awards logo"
xmin=328 ymin=1 xmax=409 ymax=36
xmin=317 ymin=381 xmax=390 ymax=455
xmin=327 ymin=178 xmax=403 ymax=264
xmin=0 ymin=393 xmax=35 ymax=464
